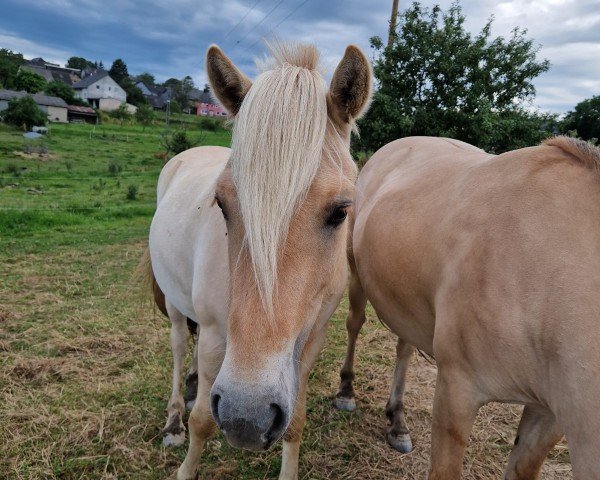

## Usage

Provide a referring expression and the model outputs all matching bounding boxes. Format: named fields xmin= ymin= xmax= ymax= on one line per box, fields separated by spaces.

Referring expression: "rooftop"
xmin=0 ymin=89 xmax=68 ymax=108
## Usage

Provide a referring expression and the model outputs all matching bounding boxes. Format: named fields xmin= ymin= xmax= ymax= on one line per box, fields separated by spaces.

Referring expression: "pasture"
xmin=0 ymin=120 xmax=571 ymax=479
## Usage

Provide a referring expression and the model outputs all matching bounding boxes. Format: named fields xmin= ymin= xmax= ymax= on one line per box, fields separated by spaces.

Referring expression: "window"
xmin=108 ymin=87 xmax=111 ymax=91
xmin=96 ymin=85 xmax=100 ymax=89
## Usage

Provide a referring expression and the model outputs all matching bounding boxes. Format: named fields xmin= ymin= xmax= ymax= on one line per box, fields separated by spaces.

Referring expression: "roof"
xmin=21 ymin=65 xmax=54 ymax=82
xmin=67 ymin=105 xmax=97 ymax=115
xmin=22 ymin=62 xmax=81 ymax=86
xmin=188 ymin=88 xmax=203 ymax=101
xmin=198 ymin=91 xmax=218 ymax=104
xmin=73 ymin=70 xmax=110 ymax=89
xmin=147 ymin=95 xmax=165 ymax=109
xmin=0 ymin=89 xmax=68 ymax=108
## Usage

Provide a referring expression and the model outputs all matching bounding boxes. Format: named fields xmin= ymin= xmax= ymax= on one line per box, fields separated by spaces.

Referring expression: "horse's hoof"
xmin=185 ymin=399 xmax=196 ymax=411
xmin=387 ymin=432 xmax=413 ymax=453
xmin=335 ymin=396 xmax=356 ymax=411
xmin=176 ymin=467 xmax=199 ymax=480
xmin=163 ymin=431 xmax=186 ymax=447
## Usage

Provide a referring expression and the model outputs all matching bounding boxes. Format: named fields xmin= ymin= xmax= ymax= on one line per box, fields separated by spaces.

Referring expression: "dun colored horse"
xmin=145 ymin=42 xmax=371 ymax=479
xmin=336 ymin=136 xmax=600 ymax=479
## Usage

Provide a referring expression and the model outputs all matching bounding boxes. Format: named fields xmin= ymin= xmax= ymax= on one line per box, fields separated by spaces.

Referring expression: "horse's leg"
xmin=162 ymin=302 xmax=188 ymax=446
xmin=177 ymin=324 xmax=225 ymax=480
xmin=335 ymin=270 xmax=367 ymax=411
xmin=428 ymin=367 xmax=482 ymax=480
xmin=183 ymin=326 xmax=199 ymax=411
xmin=385 ymin=338 xmax=415 ymax=453
xmin=279 ymin=327 xmax=328 ymax=480
xmin=504 ymin=405 xmax=563 ymax=480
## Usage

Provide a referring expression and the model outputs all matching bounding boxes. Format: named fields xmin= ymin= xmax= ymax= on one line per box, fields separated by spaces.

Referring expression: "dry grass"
xmin=0 ymin=239 xmax=572 ymax=479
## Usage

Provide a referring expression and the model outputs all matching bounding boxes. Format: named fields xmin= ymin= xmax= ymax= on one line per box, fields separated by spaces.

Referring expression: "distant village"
xmin=0 ymin=50 xmax=227 ymax=124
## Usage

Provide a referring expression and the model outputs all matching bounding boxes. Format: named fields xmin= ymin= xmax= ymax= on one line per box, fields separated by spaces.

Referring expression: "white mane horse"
xmin=143 ymin=42 xmax=371 ymax=479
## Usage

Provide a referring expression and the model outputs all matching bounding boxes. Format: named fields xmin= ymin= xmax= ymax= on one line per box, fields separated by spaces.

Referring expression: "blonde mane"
xmin=543 ymin=136 xmax=600 ymax=172
xmin=230 ymin=42 xmax=329 ymax=314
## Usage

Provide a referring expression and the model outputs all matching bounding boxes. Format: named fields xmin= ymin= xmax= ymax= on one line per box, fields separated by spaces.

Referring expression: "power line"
xmin=233 ymin=0 xmax=285 ymax=49
xmin=222 ymin=0 xmax=263 ymax=43
xmin=244 ymin=0 xmax=311 ymax=52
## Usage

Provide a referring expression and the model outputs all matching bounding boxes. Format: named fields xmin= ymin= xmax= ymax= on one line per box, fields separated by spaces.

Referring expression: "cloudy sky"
xmin=1 ymin=0 xmax=599 ymax=112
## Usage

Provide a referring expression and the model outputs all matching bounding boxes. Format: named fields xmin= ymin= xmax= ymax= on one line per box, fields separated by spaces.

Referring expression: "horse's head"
xmin=207 ymin=42 xmax=371 ymax=450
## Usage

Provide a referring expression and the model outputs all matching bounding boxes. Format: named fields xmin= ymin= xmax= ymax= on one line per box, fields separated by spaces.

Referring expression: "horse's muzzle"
xmin=210 ymin=383 xmax=289 ymax=451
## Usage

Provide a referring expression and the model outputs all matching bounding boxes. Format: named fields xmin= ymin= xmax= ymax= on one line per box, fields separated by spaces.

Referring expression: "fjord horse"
xmin=336 ymin=136 xmax=600 ymax=478
xmin=146 ymin=42 xmax=371 ymax=479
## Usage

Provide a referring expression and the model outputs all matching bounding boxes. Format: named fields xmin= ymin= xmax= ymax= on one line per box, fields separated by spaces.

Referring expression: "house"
xmin=72 ymin=70 xmax=132 ymax=112
xmin=21 ymin=58 xmax=81 ymax=86
xmin=67 ymin=105 xmax=98 ymax=124
xmin=134 ymin=81 xmax=170 ymax=110
xmin=197 ymin=91 xmax=227 ymax=117
xmin=0 ymin=89 xmax=68 ymax=123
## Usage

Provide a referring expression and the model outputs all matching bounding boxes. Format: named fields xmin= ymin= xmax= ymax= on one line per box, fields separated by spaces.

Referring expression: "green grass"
xmin=0 ymin=120 xmax=571 ymax=479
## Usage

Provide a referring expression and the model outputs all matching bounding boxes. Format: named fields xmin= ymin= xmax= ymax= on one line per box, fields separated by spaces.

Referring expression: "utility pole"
xmin=387 ymin=0 xmax=400 ymax=49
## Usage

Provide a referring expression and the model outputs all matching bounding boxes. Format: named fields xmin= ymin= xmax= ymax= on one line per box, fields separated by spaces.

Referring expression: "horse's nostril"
xmin=211 ymin=393 xmax=222 ymax=426
xmin=266 ymin=403 xmax=285 ymax=442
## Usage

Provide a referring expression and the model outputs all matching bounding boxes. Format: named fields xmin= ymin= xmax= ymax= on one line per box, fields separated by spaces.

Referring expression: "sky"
xmin=1 ymin=0 xmax=599 ymax=113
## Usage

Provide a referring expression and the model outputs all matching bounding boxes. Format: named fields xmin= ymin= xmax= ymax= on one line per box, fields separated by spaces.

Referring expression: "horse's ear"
xmin=328 ymin=45 xmax=372 ymax=125
xmin=206 ymin=45 xmax=252 ymax=116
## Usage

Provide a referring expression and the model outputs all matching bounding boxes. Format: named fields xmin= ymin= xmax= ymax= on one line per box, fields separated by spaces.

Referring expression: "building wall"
xmin=47 ymin=105 xmax=68 ymax=123
xmin=197 ymin=102 xmax=227 ymax=117
xmin=0 ymin=99 xmax=8 ymax=111
xmin=96 ymin=98 xmax=137 ymax=114
xmin=76 ymin=76 xmax=126 ymax=102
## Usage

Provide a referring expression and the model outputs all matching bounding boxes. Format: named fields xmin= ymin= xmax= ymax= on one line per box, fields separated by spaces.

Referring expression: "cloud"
xmin=0 ymin=0 xmax=597 ymax=112
xmin=0 ymin=29 xmax=72 ymax=65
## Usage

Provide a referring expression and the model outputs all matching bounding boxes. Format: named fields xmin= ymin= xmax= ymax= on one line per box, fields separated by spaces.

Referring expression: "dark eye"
xmin=326 ymin=205 xmax=349 ymax=227
xmin=215 ymin=195 xmax=228 ymax=221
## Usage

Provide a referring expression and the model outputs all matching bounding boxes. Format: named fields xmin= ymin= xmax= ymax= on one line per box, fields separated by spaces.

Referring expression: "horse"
xmin=334 ymin=135 xmax=600 ymax=479
xmin=144 ymin=41 xmax=372 ymax=479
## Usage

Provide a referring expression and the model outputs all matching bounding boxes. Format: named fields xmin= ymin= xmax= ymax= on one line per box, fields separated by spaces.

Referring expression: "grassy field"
xmin=0 ymin=119 xmax=571 ymax=479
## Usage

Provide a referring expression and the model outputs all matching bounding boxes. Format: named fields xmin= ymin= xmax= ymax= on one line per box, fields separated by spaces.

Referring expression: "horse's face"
xmin=206 ymin=43 xmax=371 ymax=451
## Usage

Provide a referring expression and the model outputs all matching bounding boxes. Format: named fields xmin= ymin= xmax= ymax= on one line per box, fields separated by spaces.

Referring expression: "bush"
xmin=45 ymin=81 xmax=77 ymax=104
xmin=199 ymin=116 xmax=219 ymax=131
xmin=160 ymin=129 xmax=196 ymax=156
xmin=6 ymin=162 xmax=20 ymax=176
xmin=109 ymin=104 xmax=132 ymax=126
xmin=126 ymin=184 xmax=138 ymax=200
xmin=135 ymin=103 xmax=154 ymax=130
xmin=3 ymin=96 xmax=47 ymax=130
xmin=108 ymin=160 xmax=122 ymax=175
xmin=14 ymin=70 xmax=47 ymax=93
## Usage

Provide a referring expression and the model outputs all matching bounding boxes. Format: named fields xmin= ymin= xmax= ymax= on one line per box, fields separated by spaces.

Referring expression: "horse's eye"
xmin=215 ymin=196 xmax=228 ymax=221
xmin=326 ymin=205 xmax=348 ymax=227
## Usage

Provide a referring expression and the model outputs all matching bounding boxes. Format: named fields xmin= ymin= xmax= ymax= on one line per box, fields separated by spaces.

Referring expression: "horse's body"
xmin=337 ymin=136 xmax=600 ymax=479
xmin=145 ymin=42 xmax=372 ymax=480
xmin=149 ymin=146 xmax=229 ymax=446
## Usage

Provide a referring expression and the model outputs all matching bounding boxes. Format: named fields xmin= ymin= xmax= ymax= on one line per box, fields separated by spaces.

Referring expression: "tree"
xmin=45 ymin=80 xmax=77 ymax=104
xmin=14 ymin=69 xmax=47 ymax=93
xmin=356 ymin=1 xmax=551 ymax=154
xmin=0 ymin=49 xmax=25 ymax=89
xmin=171 ymin=75 xmax=195 ymax=112
xmin=120 ymin=77 xmax=146 ymax=106
xmin=561 ymin=95 xmax=600 ymax=142
xmin=163 ymin=78 xmax=180 ymax=88
xmin=137 ymin=72 xmax=155 ymax=86
xmin=109 ymin=58 xmax=129 ymax=85
xmin=66 ymin=56 xmax=94 ymax=70
xmin=135 ymin=103 xmax=155 ymax=130
xmin=3 ymin=96 xmax=47 ymax=130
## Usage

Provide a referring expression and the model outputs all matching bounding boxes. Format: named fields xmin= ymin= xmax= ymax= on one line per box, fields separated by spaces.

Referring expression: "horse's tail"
xmin=135 ymin=247 xmax=168 ymax=318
